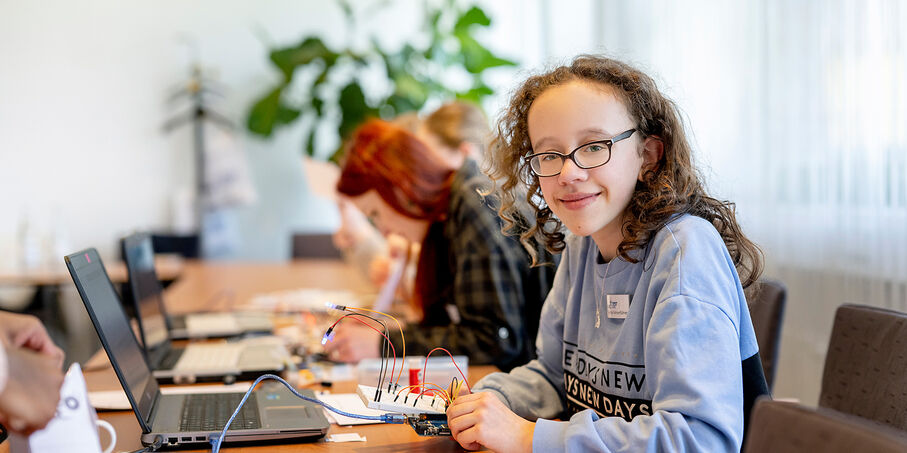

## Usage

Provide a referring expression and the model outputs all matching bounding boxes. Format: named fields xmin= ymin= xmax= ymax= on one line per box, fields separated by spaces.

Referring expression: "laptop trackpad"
xmin=264 ymin=406 xmax=320 ymax=428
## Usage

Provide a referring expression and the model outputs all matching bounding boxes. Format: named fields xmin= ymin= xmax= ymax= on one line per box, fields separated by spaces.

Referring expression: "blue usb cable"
xmin=209 ymin=374 xmax=406 ymax=452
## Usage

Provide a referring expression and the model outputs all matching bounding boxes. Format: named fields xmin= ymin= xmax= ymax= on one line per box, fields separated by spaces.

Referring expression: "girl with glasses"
xmin=446 ymin=55 xmax=767 ymax=452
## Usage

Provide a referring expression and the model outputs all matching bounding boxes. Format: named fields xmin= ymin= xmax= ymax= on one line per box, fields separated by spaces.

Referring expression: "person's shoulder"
xmin=449 ymin=162 xmax=494 ymax=213
xmin=444 ymin=164 xmax=508 ymax=251
xmin=646 ymin=214 xmax=735 ymax=284
xmin=654 ymin=214 xmax=724 ymax=252
xmin=648 ymin=214 xmax=743 ymax=305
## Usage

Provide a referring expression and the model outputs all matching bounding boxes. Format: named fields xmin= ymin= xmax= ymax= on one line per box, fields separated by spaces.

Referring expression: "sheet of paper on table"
xmin=316 ymin=392 xmax=388 ymax=426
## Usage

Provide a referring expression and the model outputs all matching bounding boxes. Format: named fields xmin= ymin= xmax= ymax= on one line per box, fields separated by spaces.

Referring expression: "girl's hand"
xmin=446 ymin=391 xmax=535 ymax=453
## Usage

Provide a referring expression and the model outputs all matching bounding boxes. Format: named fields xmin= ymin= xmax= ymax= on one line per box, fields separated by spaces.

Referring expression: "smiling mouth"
xmin=558 ymin=192 xmax=599 ymax=210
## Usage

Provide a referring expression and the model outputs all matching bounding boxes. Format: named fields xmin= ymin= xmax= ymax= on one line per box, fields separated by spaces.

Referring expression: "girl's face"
xmin=527 ymin=81 xmax=657 ymax=254
xmin=350 ymin=190 xmax=430 ymax=244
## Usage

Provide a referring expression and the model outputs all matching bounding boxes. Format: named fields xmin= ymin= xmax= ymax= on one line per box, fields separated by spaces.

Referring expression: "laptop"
xmin=74 ymin=248 xmax=287 ymax=384
xmin=65 ymin=248 xmax=329 ymax=448
xmin=122 ymin=232 xmax=274 ymax=340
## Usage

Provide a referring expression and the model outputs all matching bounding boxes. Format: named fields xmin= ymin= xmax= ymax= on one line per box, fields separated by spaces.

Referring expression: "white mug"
xmin=9 ymin=364 xmax=114 ymax=453
xmin=95 ymin=419 xmax=117 ymax=453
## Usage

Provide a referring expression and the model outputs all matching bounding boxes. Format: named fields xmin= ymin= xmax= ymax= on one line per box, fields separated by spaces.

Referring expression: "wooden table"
xmin=0 ymin=254 xmax=184 ymax=286
xmin=2 ymin=259 xmax=494 ymax=452
xmin=75 ymin=360 xmax=494 ymax=452
xmin=160 ymin=259 xmax=373 ymax=314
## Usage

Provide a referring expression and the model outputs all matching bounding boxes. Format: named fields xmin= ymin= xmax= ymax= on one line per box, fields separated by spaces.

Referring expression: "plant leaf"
xmin=454 ymin=6 xmax=491 ymax=33
xmin=275 ymin=103 xmax=301 ymax=125
xmin=311 ymin=96 xmax=324 ymax=117
xmin=456 ymin=84 xmax=494 ymax=103
xmin=303 ymin=124 xmax=317 ymax=157
xmin=386 ymin=94 xmax=419 ymax=114
xmin=392 ymin=72 xmax=429 ymax=107
xmin=247 ymin=85 xmax=300 ymax=136
xmin=456 ymin=33 xmax=517 ymax=73
xmin=337 ymin=82 xmax=376 ymax=138
xmin=269 ymin=37 xmax=336 ymax=80
xmin=247 ymin=86 xmax=282 ymax=136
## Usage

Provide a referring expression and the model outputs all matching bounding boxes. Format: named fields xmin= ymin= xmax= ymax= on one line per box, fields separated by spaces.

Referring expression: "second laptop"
xmin=122 ymin=233 xmax=287 ymax=383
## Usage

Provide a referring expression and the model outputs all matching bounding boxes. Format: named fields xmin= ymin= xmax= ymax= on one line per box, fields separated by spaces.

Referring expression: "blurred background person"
xmin=324 ymin=119 xmax=555 ymax=371
xmin=332 ymin=102 xmax=494 ymax=310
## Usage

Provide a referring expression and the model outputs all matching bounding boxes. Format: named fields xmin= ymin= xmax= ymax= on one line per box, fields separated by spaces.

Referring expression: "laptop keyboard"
xmin=179 ymin=393 xmax=261 ymax=431
xmin=173 ymin=344 xmax=243 ymax=371
xmin=186 ymin=313 xmax=239 ymax=335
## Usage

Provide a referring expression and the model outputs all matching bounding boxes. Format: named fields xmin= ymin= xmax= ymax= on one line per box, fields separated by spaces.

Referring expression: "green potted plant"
xmin=246 ymin=0 xmax=516 ymax=162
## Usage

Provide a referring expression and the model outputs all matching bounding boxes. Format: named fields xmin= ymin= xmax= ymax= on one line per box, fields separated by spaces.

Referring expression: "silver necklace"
xmin=595 ymin=258 xmax=613 ymax=328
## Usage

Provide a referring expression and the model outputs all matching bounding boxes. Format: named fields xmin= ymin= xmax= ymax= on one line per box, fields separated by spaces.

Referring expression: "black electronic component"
xmin=407 ymin=414 xmax=451 ymax=436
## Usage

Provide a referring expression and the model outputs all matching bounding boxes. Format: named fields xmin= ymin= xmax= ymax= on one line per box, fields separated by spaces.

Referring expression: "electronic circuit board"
xmin=407 ymin=413 xmax=451 ymax=436
xmin=356 ymin=384 xmax=446 ymax=415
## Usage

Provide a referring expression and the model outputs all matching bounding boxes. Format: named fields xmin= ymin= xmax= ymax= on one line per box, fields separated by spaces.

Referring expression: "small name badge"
xmin=606 ymin=294 xmax=630 ymax=319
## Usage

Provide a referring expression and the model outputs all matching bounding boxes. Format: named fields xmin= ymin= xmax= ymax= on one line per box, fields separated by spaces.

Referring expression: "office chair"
xmin=745 ymin=279 xmax=787 ymax=391
xmin=744 ymin=399 xmax=907 ymax=453
xmin=290 ymin=233 xmax=343 ymax=259
xmin=819 ymin=304 xmax=907 ymax=430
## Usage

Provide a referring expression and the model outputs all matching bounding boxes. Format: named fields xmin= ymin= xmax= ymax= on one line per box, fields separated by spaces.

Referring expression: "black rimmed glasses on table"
xmin=526 ymin=129 xmax=636 ymax=177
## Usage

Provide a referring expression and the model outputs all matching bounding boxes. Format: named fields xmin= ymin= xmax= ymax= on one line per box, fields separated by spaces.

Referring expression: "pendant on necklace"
xmin=596 ymin=259 xmax=612 ymax=329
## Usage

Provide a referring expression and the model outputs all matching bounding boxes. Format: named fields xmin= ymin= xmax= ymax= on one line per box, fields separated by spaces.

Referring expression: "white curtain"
xmin=533 ymin=0 xmax=907 ymax=403
xmin=753 ymin=0 xmax=907 ymax=402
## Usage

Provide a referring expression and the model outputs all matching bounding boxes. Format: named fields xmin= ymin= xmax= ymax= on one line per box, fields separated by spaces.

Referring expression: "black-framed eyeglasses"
xmin=526 ymin=129 xmax=636 ymax=177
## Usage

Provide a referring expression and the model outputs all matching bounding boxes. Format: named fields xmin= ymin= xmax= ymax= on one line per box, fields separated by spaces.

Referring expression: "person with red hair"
xmin=323 ymin=119 xmax=555 ymax=372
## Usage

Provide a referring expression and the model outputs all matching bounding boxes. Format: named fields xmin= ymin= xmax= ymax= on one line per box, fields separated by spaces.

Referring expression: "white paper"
xmin=317 ymin=392 xmax=387 ymax=425
xmin=326 ymin=433 xmax=367 ymax=442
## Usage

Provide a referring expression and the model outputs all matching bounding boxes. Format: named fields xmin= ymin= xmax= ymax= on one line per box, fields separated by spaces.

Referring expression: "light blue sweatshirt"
xmin=473 ymin=214 xmax=767 ymax=452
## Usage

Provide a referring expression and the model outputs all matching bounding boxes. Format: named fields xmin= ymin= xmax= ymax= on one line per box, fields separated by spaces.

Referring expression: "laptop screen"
xmin=65 ymin=249 xmax=158 ymax=431
xmin=122 ymin=234 xmax=170 ymax=350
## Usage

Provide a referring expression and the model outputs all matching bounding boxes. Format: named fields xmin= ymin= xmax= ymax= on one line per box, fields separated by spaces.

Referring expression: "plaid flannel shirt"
xmin=390 ymin=160 xmax=557 ymax=372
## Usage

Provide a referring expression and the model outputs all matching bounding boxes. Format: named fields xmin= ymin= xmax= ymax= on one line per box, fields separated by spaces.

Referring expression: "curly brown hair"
xmin=486 ymin=55 xmax=763 ymax=287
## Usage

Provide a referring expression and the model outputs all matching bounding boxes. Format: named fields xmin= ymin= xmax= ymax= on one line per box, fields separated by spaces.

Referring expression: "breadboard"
xmin=356 ymin=384 xmax=446 ymax=415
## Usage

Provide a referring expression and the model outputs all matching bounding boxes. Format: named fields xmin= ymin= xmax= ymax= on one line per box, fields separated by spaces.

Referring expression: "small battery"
xmin=408 ymin=359 xmax=422 ymax=394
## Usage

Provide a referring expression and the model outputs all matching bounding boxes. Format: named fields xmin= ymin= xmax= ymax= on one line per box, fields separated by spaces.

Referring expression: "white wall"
xmin=0 ymin=0 xmax=543 ymax=263
xmin=0 ymin=1 xmax=324 ymax=262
